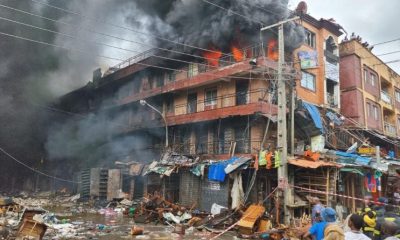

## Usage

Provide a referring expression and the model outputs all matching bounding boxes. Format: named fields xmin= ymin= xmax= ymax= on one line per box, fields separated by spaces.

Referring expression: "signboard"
xmin=298 ymin=51 xmax=318 ymax=69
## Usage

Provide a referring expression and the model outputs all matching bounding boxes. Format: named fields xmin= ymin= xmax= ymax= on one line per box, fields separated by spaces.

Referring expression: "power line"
xmin=0 ymin=146 xmax=79 ymax=183
xmin=28 ymin=0 xmax=230 ymax=56
xmin=0 ymin=3 xmax=239 ymax=66
xmin=0 ymin=15 xmax=277 ymax=77
xmin=0 ymin=30 xmax=289 ymax=83
xmin=201 ymin=0 xmax=265 ymax=26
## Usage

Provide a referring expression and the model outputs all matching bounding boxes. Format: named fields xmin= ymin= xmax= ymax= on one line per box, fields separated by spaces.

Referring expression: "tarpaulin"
xmin=302 ymin=102 xmax=325 ymax=133
xmin=335 ymin=151 xmax=371 ymax=165
xmin=208 ymin=157 xmax=237 ymax=182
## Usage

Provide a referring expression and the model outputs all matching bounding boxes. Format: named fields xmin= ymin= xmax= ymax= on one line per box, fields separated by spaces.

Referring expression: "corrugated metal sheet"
xmin=179 ymin=171 xmax=201 ymax=207
xmin=288 ymin=158 xmax=341 ymax=169
xmin=200 ymin=173 xmax=230 ymax=212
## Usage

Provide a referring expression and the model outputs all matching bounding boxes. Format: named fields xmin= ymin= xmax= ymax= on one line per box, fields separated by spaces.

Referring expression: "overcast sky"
xmin=289 ymin=0 xmax=400 ymax=74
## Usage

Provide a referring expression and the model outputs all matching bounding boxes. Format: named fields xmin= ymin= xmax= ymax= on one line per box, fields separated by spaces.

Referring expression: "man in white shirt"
xmin=345 ymin=214 xmax=371 ymax=240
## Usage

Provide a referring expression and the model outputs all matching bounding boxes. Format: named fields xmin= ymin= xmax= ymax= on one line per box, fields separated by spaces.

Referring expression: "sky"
xmin=289 ymin=0 xmax=400 ymax=74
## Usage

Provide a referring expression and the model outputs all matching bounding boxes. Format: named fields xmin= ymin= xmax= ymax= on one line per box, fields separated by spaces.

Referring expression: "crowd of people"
xmin=302 ymin=196 xmax=400 ymax=240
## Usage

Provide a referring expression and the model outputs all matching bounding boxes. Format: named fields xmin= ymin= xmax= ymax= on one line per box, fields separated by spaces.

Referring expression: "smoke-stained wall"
xmin=0 ymin=0 xmax=305 ymax=191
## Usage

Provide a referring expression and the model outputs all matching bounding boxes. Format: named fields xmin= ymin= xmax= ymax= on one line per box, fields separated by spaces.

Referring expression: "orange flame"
xmin=267 ymin=39 xmax=278 ymax=61
xmin=203 ymin=48 xmax=222 ymax=67
xmin=231 ymin=46 xmax=244 ymax=62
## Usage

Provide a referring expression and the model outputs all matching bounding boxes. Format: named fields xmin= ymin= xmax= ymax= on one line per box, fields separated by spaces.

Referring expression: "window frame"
xmin=205 ymin=88 xmax=218 ymax=107
xmin=395 ymin=90 xmax=400 ymax=102
xmin=300 ymin=71 xmax=316 ymax=92
xmin=304 ymin=28 xmax=316 ymax=48
xmin=373 ymin=105 xmax=378 ymax=120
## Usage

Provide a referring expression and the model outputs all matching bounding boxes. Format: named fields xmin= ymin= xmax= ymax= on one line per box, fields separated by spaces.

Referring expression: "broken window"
xmin=301 ymin=71 xmax=316 ymax=91
xmin=167 ymin=71 xmax=176 ymax=82
xmin=155 ymin=73 xmax=164 ymax=87
xmin=166 ymin=97 xmax=174 ymax=114
xmin=205 ymin=88 xmax=217 ymax=108
xmin=304 ymin=28 xmax=316 ymax=48
xmin=187 ymin=92 xmax=197 ymax=113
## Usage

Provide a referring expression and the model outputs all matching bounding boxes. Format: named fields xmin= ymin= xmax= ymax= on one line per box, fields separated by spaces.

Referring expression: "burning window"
xmin=304 ymin=28 xmax=316 ymax=48
xmin=205 ymin=88 xmax=217 ymax=107
xmin=301 ymin=71 xmax=316 ymax=91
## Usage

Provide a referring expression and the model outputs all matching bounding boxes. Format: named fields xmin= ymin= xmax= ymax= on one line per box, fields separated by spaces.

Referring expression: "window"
xmin=155 ymin=74 xmax=164 ymax=87
xmin=373 ymin=105 xmax=378 ymax=120
xmin=188 ymin=63 xmax=198 ymax=78
xmin=166 ymin=98 xmax=174 ymax=113
xmin=370 ymin=73 xmax=376 ymax=86
xmin=301 ymin=71 xmax=316 ymax=91
xmin=167 ymin=71 xmax=176 ymax=82
xmin=367 ymin=102 xmax=371 ymax=117
xmin=205 ymin=88 xmax=217 ymax=106
xmin=364 ymin=69 xmax=369 ymax=83
xmin=304 ymin=28 xmax=316 ymax=48
xmin=396 ymin=90 xmax=400 ymax=102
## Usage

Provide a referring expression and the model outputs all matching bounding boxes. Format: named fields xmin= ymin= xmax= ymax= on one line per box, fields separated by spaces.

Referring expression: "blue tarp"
xmin=335 ymin=151 xmax=371 ymax=166
xmin=302 ymin=102 xmax=325 ymax=133
xmin=208 ymin=157 xmax=238 ymax=182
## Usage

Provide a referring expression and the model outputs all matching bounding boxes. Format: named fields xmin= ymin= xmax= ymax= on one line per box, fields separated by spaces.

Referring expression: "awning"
xmin=340 ymin=168 xmax=364 ymax=176
xmin=288 ymin=158 xmax=341 ymax=169
xmin=302 ymin=102 xmax=324 ymax=133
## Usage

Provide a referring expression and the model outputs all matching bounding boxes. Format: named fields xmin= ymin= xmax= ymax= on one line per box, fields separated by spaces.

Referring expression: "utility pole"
xmin=261 ymin=16 xmax=299 ymax=225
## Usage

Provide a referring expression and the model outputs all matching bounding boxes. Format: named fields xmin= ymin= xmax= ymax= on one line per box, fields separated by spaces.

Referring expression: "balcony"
xmin=381 ymin=91 xmax=393 ymax=105
xmin=115 ymin=89 xmax=277 ymax=134
xmin=384 ymin=122 xmax=396 ymax=137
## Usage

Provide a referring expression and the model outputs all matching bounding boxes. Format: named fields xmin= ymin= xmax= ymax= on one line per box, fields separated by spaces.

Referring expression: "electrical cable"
xmin=0 ymin=30 xmax=290 ymax=82
xmin=28 ymin=0 xmax=231 ymax=56
xmin=0 ymin=146 xmax=80 ymax=183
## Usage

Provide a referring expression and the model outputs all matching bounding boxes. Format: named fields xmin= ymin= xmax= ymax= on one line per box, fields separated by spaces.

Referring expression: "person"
xmin=309 ymin=196 xmax=325 ymax=224
xmin=303 ymin=217 xmax=327 ymax=240
xmin=336 ymin=201 xmax=345 ymax=222
xmin=374 ymin=203 xmax=400 ymax=240
xmin=303 ymin=207 xmax=341 ymax=240
xmin=381 ymin=220 xmax=400 ymax=240
xmin=323 ymin=207 xmax=345 ymax=240
xmin=360 ymin=200 xmax=377 ymax=239
xmin=344 ymin=214 xmax=371 ymax=240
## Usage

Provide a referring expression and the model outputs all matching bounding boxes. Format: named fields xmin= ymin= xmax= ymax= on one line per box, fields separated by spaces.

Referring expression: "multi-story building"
xmin=54 ymin=13 xmax=342 ymax=208
xmin=293 ymin=15 xmax=342 ymax=109
xmin=340 ymin=38 xmax=400 ymax=151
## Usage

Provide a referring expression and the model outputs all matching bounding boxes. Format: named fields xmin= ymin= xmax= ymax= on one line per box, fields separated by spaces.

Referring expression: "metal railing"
xmin=171 ymin=88 xmax=274 ymax=115
xmin=381 ymin=91 xmax=393 ymax=105
xmin=384 ymin=122 xmax=396 ymax=136
xmin=170 ymin=139 xmax=261 ymax=155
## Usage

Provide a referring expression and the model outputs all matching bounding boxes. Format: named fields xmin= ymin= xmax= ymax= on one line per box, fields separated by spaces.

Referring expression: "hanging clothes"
xmin=259 ymin=150 xmax=267 ymax=166
xmin=266 ymin=152 xmax=273 ymax=170
xmin=231 ymin=172 xmax=244 ymax=209
xmin=274 ymin=150 xmax=281 ymax=168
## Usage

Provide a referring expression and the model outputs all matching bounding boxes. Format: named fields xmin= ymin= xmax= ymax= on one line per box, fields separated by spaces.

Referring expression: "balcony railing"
xmin=381 ymin=91 xmax=393 ymax=105
xmin=172 ymin=88 xmax=272 ymax=114
xmin=170 ymin=139 xmax=260 ymax=155
xmin=384 ymin=122 xmax=396 ymax=136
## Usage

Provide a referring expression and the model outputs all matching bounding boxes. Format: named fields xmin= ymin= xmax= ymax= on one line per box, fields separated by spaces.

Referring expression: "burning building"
xmin=47 ymin=1 xmax=345 ymax=214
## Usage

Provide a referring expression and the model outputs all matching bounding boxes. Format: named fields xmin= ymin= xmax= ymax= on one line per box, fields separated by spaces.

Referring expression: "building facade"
xmin=340 ymin=39 xmax=400 ymax=138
